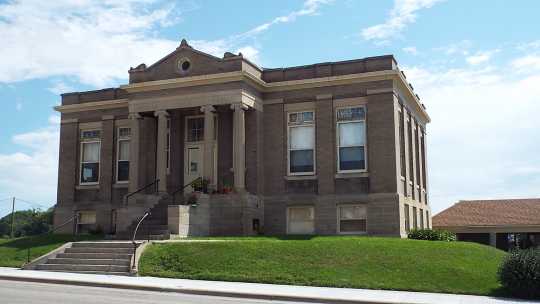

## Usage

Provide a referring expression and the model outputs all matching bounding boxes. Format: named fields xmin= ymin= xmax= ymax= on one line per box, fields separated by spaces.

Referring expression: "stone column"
xmin=231 ymin=103 xmax=247 ymax=191
xmin=128 ymin=113 xmax=142 ymax=193
xmin=155 ymin=110 xmax=169 ymax=193
xmin=201 ymin=105 xmax=216 ymax=189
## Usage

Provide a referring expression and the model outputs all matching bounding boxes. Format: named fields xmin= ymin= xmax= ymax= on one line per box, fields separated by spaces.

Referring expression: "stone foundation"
xmin=168 ymin=192 xmax=264 ymax=237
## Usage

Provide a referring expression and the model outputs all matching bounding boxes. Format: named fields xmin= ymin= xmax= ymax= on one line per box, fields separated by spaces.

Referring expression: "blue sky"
xmin=1 ymin=0 xmax=539 ymax=216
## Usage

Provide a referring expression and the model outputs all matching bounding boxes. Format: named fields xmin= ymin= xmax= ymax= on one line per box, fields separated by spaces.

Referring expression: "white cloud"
xmin=48 ymin=81 xmax=76 ymax=95
xmin=361 ymin=0 xmax=443 ymax=43
xmin=0 ymin=0 xmax=331 ymax=87
xmin=48 ymin=115 xmax=61 ymax=125
xmin=404 ymin=53 xmax=540 ymax=214
xmin=241 ymin=0 xmax=332 ymax=38
xmin=402 ymin=46 xmax=418 ymax=55
xmin=236 ymin=46 xmax=261 ymax=65
xmin=0 ymin=120 xmax=59 ymax=215
xmin=511 ymin=55 xmax=540 ymax=72
xmin=0 ymin=0 xmax=181 ymax=87
xmin=465 ymin=50 xmax=498 ymax=65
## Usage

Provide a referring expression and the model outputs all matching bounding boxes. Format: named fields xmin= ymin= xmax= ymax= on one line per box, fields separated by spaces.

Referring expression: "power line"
xmin=15 ymin=198 xmax=53 ymax=209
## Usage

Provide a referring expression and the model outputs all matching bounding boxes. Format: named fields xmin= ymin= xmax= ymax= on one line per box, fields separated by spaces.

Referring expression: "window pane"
xmin=118 ymin=161 xmax=130 ymax=181
xmin=119 ymin=140 xmax=130 ymax=160
xmin=187 ymin=117 xmax=204 ymax=142
xmin=119 ymin=127 xmax=131 ymax=138
xmin=339 ymin=122 xmax=364 ymax=146
xmin=81 ymin=163 xmax=99 ymax=183
xmin=83 ymin=142 xmax=100 ymax=162
xmin=340 ymin=219 xmax=366 ymax=232
xmin=289 ymin=207 xmax=314 ymax=221
xmin=339 ymin=146 xmax=365 ymax=170
xmin=78 ymin=211 xmax=96 ymax=224
xmin=290 ymin=150 xmax=314 ymax=173
xmin=340 ymin=205 xmax=366 ymax=220
xmin=290 ymin=126 xmax=314 ymax=150
xmin=337 ymin=107 xmax=365 ymax=121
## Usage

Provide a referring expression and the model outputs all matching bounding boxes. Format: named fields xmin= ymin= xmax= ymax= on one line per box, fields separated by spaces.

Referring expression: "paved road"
xmin=0 ymin=279 xmax=319 ymax=304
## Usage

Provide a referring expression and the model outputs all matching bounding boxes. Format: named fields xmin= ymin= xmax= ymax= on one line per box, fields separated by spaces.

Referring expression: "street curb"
xmin=0 ymin=273 xmax=401 ymax=304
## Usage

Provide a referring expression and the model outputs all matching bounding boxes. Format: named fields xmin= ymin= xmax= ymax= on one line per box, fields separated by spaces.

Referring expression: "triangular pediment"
xmin=128 ymin=39 xmax=245 ymax=83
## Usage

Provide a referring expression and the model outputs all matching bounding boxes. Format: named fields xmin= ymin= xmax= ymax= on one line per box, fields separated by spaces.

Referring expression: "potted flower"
xmin=192 ymin=178 xmax=210 ymax=193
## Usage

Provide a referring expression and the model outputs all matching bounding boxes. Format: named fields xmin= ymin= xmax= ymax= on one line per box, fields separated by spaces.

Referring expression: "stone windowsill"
xmin=335 ymin=172 xmax=369 ymax=179
xmin=75 ymin=184 xmax=99 ymax=190
xmin=113 ymin=183 xmax=129 ymax=189
xmin=284 ymin=175 xmax=318 ymax=181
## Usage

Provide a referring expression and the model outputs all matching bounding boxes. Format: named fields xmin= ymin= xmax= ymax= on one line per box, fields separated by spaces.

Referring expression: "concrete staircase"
xmin=35 ymin=242 xmax=135 ymax=275
xmin=115 ymin=196 xmax=174 ymax=240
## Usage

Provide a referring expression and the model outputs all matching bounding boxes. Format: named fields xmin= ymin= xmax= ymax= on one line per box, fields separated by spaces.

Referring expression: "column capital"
xmin=230 ymin=103 xmax=248 ymax=111
xmin=154 ymin=110 xmax=169 ymax=117
xmin=200 ymin=105 xmax=216 ymax=113
xmin=128 ymin=112 xmax=142 ymax=120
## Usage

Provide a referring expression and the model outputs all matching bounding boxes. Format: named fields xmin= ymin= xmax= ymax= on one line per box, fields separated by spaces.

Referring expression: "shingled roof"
xmin=433 ymin=198 xmax=540 ymax=227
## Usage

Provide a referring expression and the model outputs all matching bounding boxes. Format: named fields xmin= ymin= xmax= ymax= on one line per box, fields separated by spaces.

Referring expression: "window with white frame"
xmin=288 ymin=111 xmax=315 ymax=175
xmin=419 ymin=208 xmax=424 ymax=229
xmin=166 ymin=118 xmax=171 ymax=171
xmin=78 ymin=211 xmax=96 ymax=225
xmin=80 ymin=130 xmax=101 ymax=184
xmin=287 ymin=206 xmax=315 ymax=234
xmin=412 ymin=206 xmax=418 ymax=229
xmin=338 ymin=205 xmax=367 ymax=234
xmin=186 ymin=117 xmax=204 ymax=142
xmin=117 ymin=127 xmax=131 ymax=182
xmin=404 ymin=204 xmax=410 ymax=233
xmin=336 ymin=106 xmax=366 ymax=172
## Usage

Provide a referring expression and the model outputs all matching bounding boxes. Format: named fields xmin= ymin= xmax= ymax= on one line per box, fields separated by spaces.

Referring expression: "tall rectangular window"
xmin=412 ymin=206 xmax=418 ymax=229
xmin=336 ymin=106 xmax=366 ymax=172
xmin=166 ymin=118 xmax=171 ymax=171
xmin=404 ymin=204 xmax=410 ymax=233
xmin=408 ymin=114 xmax=414 ymax=182
xmin=117 ymin=127 xmax=131 ymax=182
xmin=80 ymin=130 xmax=101 ymax=184
xmin=186 ymin=117 xmax=204 ymax=142
xmin=415 ymin=125 xmax=421 ymax=184
xmin=426 ymin=210 xmax=430 ymax=228
xmin=399 ymin=107 xmax=406 ymax=177
xmin=421 ymin=129 xmax=427 ymax=189
xmin=338 ymin=205 xmax=367 ymax=234
xmin=288 ymin=111 xmax=315 ymax=175
xmin=419 ymin=208 xmax=424 ymax=229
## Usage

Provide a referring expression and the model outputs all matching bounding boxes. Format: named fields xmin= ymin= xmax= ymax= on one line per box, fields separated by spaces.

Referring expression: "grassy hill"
xmin=0 ymin=234 xmax=102 ymax=267
xmin=139 ymin=236 xmax=507 ymax=296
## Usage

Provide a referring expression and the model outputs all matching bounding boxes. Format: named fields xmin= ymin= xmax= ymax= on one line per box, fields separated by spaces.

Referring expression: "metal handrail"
xmin=124 ymin=179 xmax=160 ymax=205
xmin=171 ymin=177 xmax=202 ymax=205
xmin=25 ymin=213 xmax=79 ymax=264
xmin=131 ymin=210 xmax=150 ymax=270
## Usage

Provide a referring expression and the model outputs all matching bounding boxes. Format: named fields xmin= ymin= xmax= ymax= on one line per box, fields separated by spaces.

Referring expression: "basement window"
xmin=338 ymin=205 xmax=367 ymax=234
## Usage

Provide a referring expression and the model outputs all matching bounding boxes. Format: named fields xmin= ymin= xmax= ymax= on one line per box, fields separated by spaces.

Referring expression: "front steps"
xmin=34 ymin=241 xmax=137 ymax=276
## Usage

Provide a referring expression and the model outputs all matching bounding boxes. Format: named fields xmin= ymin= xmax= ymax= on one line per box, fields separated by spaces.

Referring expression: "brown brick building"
xmin=54 ymin=39 xmax=431 ymax=238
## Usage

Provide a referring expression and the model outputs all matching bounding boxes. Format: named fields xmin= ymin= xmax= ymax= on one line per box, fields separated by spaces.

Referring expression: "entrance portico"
xmin=126 ymin=88 xmax=260 ymax=196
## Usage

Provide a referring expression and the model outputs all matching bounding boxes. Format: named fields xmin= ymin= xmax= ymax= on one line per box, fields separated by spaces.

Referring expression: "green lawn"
xmin=139 ymin=236 xmax=507 ymax=296
xmin=0 ymin=234 xmax=102 ymax=267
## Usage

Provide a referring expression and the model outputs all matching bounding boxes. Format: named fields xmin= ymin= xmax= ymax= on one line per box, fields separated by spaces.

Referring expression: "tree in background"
xmin=0 ymin=208 xmax=53 ymax=238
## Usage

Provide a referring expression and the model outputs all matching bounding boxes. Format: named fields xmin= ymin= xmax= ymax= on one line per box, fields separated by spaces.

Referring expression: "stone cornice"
xmin=55 ymin=69 xmax=430 ymax=122
xmin=54 ymin=98 xmax=128 ymax=114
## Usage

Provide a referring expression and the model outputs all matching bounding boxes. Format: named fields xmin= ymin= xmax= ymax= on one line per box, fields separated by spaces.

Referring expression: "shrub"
xmin=498 ymin=248 xmax=540 ymax=299
xmin=408 ymin=229 xmax=456 ymax=241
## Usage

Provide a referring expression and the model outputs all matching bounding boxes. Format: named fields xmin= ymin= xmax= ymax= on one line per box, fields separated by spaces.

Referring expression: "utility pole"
xmin=10 ymin=197 xmax=15 ymax=238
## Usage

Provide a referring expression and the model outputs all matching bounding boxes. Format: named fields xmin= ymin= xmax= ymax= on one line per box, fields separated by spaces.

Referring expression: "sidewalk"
xmin=0 ymin=267 xmax=537 ymax=304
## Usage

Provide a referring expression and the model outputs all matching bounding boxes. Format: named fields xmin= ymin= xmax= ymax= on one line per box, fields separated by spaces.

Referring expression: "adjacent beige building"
xmin=54 ymin=39 xmax=431 ymax=238
xmin=433 ymin=199 xmax=540 ymax=250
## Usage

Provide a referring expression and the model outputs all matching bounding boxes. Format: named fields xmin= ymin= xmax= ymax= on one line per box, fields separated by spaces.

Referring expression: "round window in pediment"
xmin=177 ymin=57 xmax=191 ymax=74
